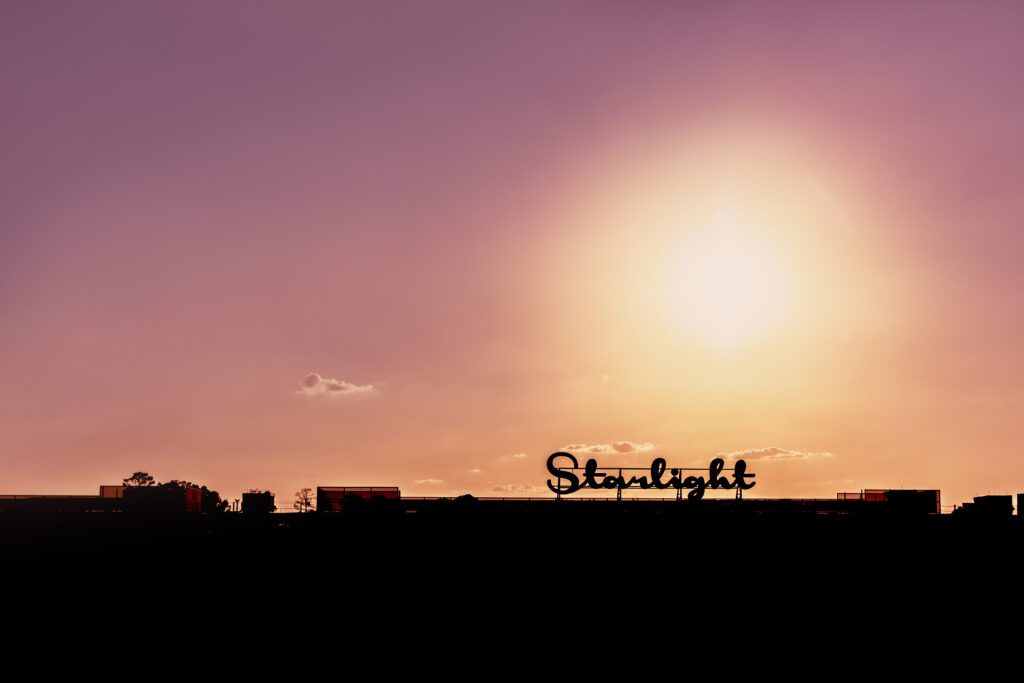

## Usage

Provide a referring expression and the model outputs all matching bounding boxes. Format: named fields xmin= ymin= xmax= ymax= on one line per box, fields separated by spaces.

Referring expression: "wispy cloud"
xmin=469 ymin=468 xmax=483 ymax=474
xmin=492 ymin=452 xmax=530 ymax=464
xmin=413 ymin=478 xmax=445 ymax=485
xmin=560 ymin=441 xmax=657 ymax=456
xmin=491 ymin=483 xmax=548 ymax=494
xmin=718 ymin=447 xmax=834 ymax=461
xmin=297 ymin=373 xmax=373 ymax=396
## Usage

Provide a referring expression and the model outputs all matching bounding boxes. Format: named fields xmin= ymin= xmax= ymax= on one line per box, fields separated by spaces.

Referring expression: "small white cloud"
xmin=718 ymin=447 xmax=834 ymax=461
xmin=469 ymin=468 xmax=483 ymax=474
xmin=491 ymin=452 xmax=531 ymax=464
xmin=560 ymin=441 xmax=657 ymax=456
xmin=297 ymin=373 xmax=373 ymax=396
xmin=413 ymin=478 xmax=445 ymax=485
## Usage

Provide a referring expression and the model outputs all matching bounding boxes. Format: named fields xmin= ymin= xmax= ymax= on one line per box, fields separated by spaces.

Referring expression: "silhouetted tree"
xmin=123 ymin=472 xmax=155 ymax=487
xmin=294 ymin=488 xmax=315 ymax=513
xmin=198 ymin=485 xmax=228 ymax=514
xmin=155 ymin=479 xmax=228 ymax=513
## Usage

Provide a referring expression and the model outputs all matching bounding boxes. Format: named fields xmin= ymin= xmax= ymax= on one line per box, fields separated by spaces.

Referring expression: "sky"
xmin=3 ymin=2 xmax=1024 ymax=509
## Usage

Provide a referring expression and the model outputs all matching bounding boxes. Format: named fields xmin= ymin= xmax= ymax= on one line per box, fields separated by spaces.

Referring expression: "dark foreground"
xmin=4 ymin=499 xmax=1022 ymax=596
xmin=6 ymin=500 xmax=1017 ymax=661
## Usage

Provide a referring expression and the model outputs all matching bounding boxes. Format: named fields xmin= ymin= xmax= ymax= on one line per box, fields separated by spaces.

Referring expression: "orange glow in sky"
xmin=3 ymin=3 xmax=1024 ymax=509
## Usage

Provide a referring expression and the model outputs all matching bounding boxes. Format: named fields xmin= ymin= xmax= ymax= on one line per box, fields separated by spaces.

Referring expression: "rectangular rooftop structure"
xmin=837 ymin=489 xmax=941 ymax=514
xmin=99 ymin=485 xmax=126 ymax=499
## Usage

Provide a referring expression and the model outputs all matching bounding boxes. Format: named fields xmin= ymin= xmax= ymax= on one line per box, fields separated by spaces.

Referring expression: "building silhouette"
xmin=0 ymin=484 xmax=203 ymax=513
xmin=242 ymin=491 xmax=276 ymax=515
xmin=316 ymin=486 xmax=401 ymax=512
xmin=955 ymin=495 xmax=1014 ymax=518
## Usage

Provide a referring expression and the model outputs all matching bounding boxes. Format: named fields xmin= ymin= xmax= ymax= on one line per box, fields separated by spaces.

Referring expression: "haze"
xmin=3 ymin=2 xmax=1023 ymax=507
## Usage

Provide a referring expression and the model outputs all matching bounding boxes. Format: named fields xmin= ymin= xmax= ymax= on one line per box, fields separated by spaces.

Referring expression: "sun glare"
xmin=667 ymin=215 xmax=791 ymax=349
xmin=551 ymin=133 xmax=858 ymax=357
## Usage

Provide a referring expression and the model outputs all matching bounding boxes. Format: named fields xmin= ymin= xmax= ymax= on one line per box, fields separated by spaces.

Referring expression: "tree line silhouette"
xmin=121 ymin=471 xmax=228 ymax=513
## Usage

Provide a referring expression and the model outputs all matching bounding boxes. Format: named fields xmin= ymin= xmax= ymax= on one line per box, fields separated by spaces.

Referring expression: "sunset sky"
xmin=3 ymin=2 xmax=1024 ymax=508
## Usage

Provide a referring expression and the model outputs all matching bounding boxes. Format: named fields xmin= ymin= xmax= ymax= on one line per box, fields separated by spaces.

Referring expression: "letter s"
xmin=547 ymin=452 xmax=580 ymax=496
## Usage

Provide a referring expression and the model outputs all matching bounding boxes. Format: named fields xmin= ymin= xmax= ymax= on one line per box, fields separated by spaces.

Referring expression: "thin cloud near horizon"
xmin=296 ymin=373 xmax=374 ymax=396
xmin=492 ymin=483 xmax=548 ymax=494
xmin=559 ymin=441 xmax=657 ymax=456
xmin=719 ymin=447 xmax=834 ymax=461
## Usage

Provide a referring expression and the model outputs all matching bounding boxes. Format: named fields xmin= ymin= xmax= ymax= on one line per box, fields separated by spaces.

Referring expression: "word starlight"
xmin=545 ymin=452 xmax=756 ymax=500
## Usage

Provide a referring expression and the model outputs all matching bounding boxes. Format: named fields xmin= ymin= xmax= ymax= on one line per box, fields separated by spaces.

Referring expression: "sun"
xmin=667 ymin=216 xmax=791 ymax=349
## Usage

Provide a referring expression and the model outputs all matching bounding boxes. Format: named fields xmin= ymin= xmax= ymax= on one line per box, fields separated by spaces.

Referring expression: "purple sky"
xmin=3 ymin=2 xmax=1024 ymax=507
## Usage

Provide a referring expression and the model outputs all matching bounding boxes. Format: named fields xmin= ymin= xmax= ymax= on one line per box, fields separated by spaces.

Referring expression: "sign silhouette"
xmin=546 ymin=452 xmax=756 ymax=500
